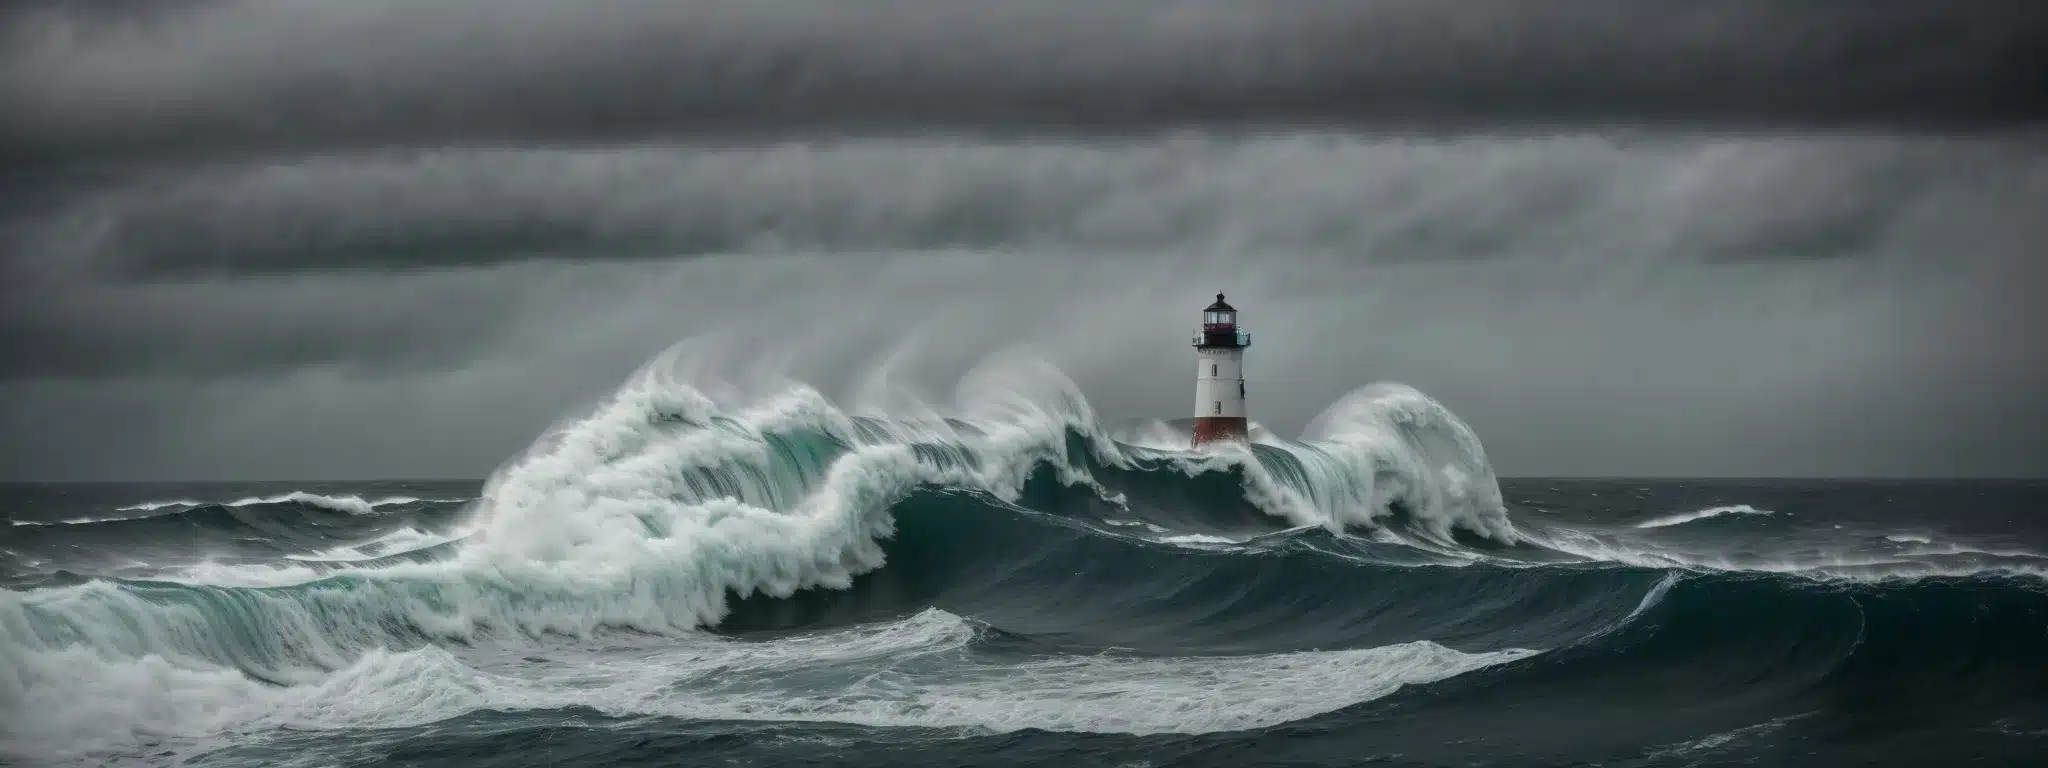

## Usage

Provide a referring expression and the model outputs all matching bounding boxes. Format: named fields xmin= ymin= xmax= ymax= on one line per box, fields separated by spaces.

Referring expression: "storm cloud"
xmin=4 ymin=0 xmax=2045 ymax=166
xmin=0 ymin=0 xmax=2042 ymax=480
xmin=15 ymin=135 xmax=2038 ymax=280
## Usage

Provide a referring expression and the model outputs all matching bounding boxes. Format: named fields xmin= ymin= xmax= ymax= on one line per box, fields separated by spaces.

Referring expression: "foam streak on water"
xmin=0 ymin=351 xmax=1522 ymax=763
xmin=1 ymin=352 xmax=2043 ymax=767
xmin=1635 ymin=504 xmax=1774 ymax=529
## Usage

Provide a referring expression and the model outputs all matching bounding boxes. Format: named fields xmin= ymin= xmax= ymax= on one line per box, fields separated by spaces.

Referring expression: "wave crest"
xmin=1635 ymin=504 xmax=1774 ymax=529
xmin=0 ymin=348 xmax=1521 ymax=761
xmin=118 ymin=492 xmax=448 ymax=515
xmin=466 ymin=349 xmax=1516 ymax=581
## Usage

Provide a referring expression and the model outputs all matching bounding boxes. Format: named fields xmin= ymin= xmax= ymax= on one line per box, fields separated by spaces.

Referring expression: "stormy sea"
xmin=3 ymin=356 xmax=2043 ymax=767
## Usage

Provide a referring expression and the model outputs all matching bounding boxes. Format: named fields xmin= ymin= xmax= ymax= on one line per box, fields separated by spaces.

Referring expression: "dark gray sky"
xmin=2 ymin=0 xmax=2043 ymax=480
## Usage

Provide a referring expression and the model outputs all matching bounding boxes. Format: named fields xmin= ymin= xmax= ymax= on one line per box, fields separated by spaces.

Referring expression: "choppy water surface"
xmin=3 ymin=359 xmax=2043 ymax=767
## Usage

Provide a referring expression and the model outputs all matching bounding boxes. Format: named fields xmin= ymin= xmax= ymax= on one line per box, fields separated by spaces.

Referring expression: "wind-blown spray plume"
xmin=4 ymin=347 xmax=2041 ymax=764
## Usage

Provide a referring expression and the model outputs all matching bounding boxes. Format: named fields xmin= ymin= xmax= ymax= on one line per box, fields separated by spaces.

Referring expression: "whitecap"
xmin=1635 ymin=504 xmax=1773 ymax=529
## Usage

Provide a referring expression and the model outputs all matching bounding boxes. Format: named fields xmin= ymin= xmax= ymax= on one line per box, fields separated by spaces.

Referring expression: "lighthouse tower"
xmin=1191 ymin=293 xmax=1250 ymax=447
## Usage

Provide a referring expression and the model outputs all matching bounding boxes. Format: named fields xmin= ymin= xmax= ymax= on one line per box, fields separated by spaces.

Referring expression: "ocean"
xmin=3 ymin=370 xmax=2043 ymax=767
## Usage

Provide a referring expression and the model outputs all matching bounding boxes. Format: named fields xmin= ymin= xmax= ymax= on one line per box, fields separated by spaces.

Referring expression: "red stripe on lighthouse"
xmin=1191 ymin=416 xmax=1248 ymax=446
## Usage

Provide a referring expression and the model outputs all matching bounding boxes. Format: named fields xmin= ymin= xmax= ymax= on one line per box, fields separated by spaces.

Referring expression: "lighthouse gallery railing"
xmin=1191 ymin=328 xmax=1251 ymax=347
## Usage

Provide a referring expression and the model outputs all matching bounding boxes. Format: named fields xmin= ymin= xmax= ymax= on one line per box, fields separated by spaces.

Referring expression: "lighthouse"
xmin=1191 ymin=293 xmax=1250 ymax=447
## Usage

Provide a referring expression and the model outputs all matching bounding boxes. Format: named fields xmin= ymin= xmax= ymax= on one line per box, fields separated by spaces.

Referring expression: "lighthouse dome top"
xmin=1196 ymin=294 xmax=1247 ymax=347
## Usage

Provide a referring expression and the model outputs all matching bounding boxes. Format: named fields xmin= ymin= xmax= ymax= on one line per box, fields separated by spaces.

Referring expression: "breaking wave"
xmin=1 ymin=350 xmax=2043 ymax=764
xmin=0 ymin=351 xmax=1516 ymax=759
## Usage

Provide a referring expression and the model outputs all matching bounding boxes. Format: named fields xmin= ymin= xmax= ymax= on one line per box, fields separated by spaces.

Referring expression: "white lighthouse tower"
xmin=1191 ymin=293 xmax=1250 ymax=446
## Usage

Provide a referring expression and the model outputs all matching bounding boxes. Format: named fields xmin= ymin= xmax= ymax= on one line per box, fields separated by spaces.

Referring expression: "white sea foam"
xmin=1155 ymin=532 xmax=1246 ymax=548
xmin=110 ymin=499 xmax=205 ymax=512
xmin=10 ymin=512 xmax=172 ymax=526
xmin=0 ymin=608 xmax=1538 ymax=763
xmin=0 ymin=348 xmax=1523 ymax=762
xmin=9 ymin=494 xmax=465 ymax=527
xmin=1885 ymin=540 xmax=2048 ymax=560
xmin=1133 ymin=382 xmax=1518 ymax=546
xmin=1635 ymin=504 xmax=1774 ymax=529
xmin=1108 ymin=417 xmax=1193 ymax=451
xmin=1523 ymin=524 xmax=2048 ymax=581
xmin=115 ymin=493 xmax=462 ymax=515
xmin=13 ymin=518 xmax=96 ymax=527
xmin=283 ymin=528 xmax=465 ymax=563
xmin=1884 ymin=533 xmax=1933 ymax=544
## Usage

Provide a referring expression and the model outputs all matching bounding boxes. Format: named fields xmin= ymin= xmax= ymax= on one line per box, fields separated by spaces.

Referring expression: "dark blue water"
xmin=3 ymin=384 xmax=2045 ymax=768
xmin=4 ymin=475 xmax=2043 ymax=767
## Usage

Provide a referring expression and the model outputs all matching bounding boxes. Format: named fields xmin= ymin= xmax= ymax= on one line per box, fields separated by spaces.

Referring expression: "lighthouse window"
xmin=1211 ymin=364 xmax=1217 ymax=376
xmin=1213 ymin=401 xmax=1222 ymax=415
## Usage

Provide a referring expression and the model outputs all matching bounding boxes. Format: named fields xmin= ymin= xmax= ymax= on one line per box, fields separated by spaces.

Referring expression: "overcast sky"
xmin=2 ymin=0 xmax=2043 ymax=480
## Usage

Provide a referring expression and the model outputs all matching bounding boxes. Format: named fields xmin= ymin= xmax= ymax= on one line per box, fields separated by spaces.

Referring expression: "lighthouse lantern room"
xmin=1191 ymin=293 xmax=1250 ymax=447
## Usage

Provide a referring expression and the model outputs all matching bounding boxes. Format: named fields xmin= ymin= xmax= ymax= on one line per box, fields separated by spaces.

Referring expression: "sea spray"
xmin=0 ymin=348 xmax=1524 ymax=761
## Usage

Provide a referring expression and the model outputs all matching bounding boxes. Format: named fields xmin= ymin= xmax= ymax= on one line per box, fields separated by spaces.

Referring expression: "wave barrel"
xmin=1191 ymin=293 xmax=1251 ymax=447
